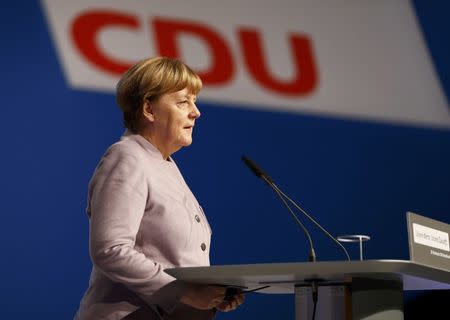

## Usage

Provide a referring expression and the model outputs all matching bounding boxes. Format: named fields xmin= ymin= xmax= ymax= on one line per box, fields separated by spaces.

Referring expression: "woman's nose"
xmin=190 ymin=103 xmax=201 ymax=119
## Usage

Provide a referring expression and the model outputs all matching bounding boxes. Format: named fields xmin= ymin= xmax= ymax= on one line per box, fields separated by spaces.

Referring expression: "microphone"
xmin=241 ymin=155 xmax=349 ymax=320
xmin=241 ymin=155 xmax=350 ymax=262
xmin=241 ymin=155 xmax=316 ymax=262
xmin=241 ymin=156 xmax=273 ymax=184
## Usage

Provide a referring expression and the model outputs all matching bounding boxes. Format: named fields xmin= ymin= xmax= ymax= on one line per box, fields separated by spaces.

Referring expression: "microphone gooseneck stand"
xmin=241 ymin=155 xmax=351 ymax=320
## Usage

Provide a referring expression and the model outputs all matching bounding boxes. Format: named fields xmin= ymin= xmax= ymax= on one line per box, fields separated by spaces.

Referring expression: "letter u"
xmin=238 ymin=29 xmax=318 ymax=96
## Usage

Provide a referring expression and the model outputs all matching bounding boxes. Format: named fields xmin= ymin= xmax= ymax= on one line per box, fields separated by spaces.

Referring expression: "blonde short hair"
xmin=116 ymin=57 xmax=202 ymax=132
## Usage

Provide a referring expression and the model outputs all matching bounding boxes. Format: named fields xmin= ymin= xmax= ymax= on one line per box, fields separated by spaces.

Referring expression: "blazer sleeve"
xmin=87 ymin=146 xmax=185 ymax=312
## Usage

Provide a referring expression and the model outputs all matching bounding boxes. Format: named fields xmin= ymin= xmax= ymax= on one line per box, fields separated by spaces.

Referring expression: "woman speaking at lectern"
xmin=75 ymin=57 xmax=244 ymax=319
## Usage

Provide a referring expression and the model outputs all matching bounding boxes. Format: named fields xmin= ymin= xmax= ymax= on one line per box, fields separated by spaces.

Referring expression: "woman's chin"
xmin=176 ymin=139 xmax=193 ymax=149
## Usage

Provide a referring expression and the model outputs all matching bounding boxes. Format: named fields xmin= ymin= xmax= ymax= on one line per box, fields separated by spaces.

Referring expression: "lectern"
xmin=166 ymin=260 xmax=450 ymax=320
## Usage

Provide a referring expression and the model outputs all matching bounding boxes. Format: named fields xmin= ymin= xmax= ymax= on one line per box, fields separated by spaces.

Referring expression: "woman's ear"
xmin=142 ymin=100 xmax=155 ymax=122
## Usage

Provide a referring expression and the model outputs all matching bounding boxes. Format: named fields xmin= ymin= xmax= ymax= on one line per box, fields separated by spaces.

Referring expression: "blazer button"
xmin=195 ymin=215 xmax=201 ymax=223
xmin=201 ymin=243 xmax=206 ymax=251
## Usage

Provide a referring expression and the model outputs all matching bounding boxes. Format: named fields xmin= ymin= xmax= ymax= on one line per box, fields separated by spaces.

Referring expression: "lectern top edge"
xmin=165 ymin=260 xmax=450 ymax=292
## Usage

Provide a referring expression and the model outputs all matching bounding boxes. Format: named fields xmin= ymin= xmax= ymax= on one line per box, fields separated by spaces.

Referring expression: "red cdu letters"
xmin=70 ymin=10 xmax=318 ymax=95
xmin=71 ymin=10 xmax=137 ymax=75
xmin=239 ymin=28 xmax=318 ymax=96
xmin=153 ymin=18 xmax=235 ymax=85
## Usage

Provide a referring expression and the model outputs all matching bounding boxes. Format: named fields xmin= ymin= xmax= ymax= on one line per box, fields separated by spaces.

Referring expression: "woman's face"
xmin=146 ymin=87 xmax=201 ymax=157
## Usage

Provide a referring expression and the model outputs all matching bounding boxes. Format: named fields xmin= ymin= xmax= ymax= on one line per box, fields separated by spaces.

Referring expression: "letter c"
xmin=71 ymin=10 xmax=138 ymax=75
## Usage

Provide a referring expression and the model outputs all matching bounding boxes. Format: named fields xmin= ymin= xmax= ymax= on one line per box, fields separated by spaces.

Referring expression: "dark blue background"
xmin=0 ymin=1 xmax=448 ymax=318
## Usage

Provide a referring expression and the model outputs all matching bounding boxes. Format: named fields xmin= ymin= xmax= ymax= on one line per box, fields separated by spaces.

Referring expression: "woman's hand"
xmin=180 ymin=284 xmax=245 ymax=311
xmin=180 ymin=284 xmax=227 ymax=310
xmin=215 ymin=292 xmax=245 ymax=312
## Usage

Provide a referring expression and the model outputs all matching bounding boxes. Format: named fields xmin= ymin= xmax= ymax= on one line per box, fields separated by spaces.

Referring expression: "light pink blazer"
xmin=75 ymin=131 xmax=213 ymax=319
